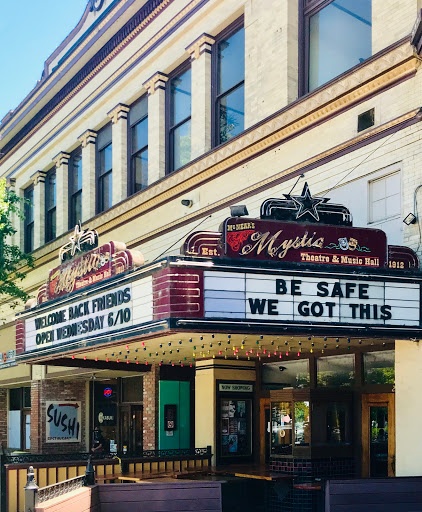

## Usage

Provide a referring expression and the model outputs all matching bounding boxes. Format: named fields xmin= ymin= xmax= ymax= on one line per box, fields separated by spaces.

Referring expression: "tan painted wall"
xmin=395 ymin=340 xmax=422 ymax=476
xmin=195 ymin=360 xmax=255 ymax=464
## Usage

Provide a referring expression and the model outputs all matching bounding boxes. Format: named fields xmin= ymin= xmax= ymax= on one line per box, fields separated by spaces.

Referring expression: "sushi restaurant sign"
xmin=46 ymin=402 xmax=81 ymax=443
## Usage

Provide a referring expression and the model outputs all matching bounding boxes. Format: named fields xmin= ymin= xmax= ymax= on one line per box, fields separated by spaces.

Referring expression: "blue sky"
xmin=0 ymin=0 xmax=89 ymax=121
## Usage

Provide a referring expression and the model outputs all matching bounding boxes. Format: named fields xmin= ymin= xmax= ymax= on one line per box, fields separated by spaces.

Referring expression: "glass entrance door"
xmin=369 ymin=406 xmax=388 ymax=477
xmin=362 ymin=394 xmax=395 ymax=477
xmin=120 ymin=405 xmax=143 ymax=454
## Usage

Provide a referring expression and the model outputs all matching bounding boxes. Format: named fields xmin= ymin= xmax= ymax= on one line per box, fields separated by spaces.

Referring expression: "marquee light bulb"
xmin=72 ymin=355 xmax=75 ymax=359
xmin=116 ymin=359 xmax=120 ymax=363
xmin=286 ymin=351 xmax=289 ymax=356
xmin=106 ymin=358 xmax=109 ymax=362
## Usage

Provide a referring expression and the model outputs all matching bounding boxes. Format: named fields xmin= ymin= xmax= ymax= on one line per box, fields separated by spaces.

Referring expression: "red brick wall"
xmin=143 ymin=365 xmax=159 ymax=450
xmin=0 ymin=388 xmax=7 ymax=449
xmin=31 ymin=380 xmax=87 ymax=454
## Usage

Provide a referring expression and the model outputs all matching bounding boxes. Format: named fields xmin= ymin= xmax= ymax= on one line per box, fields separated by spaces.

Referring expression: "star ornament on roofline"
xmin=285 ymin=182 xmax=329 ymax=222
xmin=69 ymin=222 xmax=84 ymax=257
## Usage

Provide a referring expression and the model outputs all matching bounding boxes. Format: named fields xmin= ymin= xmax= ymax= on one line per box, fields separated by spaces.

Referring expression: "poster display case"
xmin=217 ymin=381 xmax=254 ymax=463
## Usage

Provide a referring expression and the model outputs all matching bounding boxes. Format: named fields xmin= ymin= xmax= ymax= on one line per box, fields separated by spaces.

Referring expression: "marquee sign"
xmin=223 ymin=217 xmax=387 ymax=268
xmin=24 ymin=277 xmax=153 ymax=353
xmin=203 ymin=270 xmax=421 ymax=328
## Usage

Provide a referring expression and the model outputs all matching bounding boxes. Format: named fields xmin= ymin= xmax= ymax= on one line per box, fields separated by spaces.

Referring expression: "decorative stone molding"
xmin=6 ymin=177 xmax=16 ymax=189
xmin=142 ymin=72 xmax=169 ymax=95
xmin=31 ymin=171 xmax=47 ymax=185
xmin=52 ymin=151 xmax=70 ymax=168
xmin=186 ymin=33 xmax=215 ymax=61
xmin=107 ymin=103 xmax=130 ymax=124
xmin=78 ymin=129 xmax=98 ymax=148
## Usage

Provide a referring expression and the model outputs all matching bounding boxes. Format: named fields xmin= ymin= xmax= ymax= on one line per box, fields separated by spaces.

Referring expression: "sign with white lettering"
xmin=219 ymin=384 xmax=254 ymax=393
xmin=25 ymin=277 xmax=153 ymax=352
xmin=204 ymin=271 xmax=421 ymax=327
xmin=46 ymin=402 xmax=81 ymax=443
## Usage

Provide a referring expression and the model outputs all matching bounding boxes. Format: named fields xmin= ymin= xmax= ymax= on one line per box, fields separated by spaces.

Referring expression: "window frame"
xmin=96 ymin=123 xmax=113 ymax=214
xmin=166 ymin=60 xmax=192 ymax=174
xmin=299 ymin=0 xmax=372 ymax=96
xmin=128 ymin=95 xmax=148 ymax=195
xmin=68 ymin=146 xmax=83 ymax=229
xmin=24 ymin=185 xmax=34 ymax=253
xmin=368 ymin=171 xmax=401 ymax=225
xmin=212 ymin=16 xmax=245 ymax=148
xmin=45 ymin=168 xmax=57 ymax=243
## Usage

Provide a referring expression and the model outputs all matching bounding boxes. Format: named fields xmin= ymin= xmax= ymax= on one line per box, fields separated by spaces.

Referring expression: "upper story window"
xmin=129 ymin=96 xmax=148 ymax=194
xmin=24 ymin=186 xmax=34 ymax=253
xmin=97 ymin=124 xmax=112 ymax=213
xmin=215 ymin=20 xmax=245 ymax=145
xmin=303 ymin=0 xmax=372 ymax=93
xmin=168 ymin=64 xmax=191 ymax=172
xmin=69 ymin=147 xmax=82 ymax=228
xmin=369 ymin=172 xmax=400 ymax=224
xmin=45 ymin=169 xmax=56 ymax=243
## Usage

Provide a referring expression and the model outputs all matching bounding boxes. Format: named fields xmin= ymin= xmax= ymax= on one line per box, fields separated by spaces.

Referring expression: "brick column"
xmin=186 ymin=34 xmax=215 ymax=159
xmin=31 ymin=379 xmax=88 ymax=454
xmin=31 ymin=171 xmax=46 ymax=250
xmin=107 ymin=104 xmax=130 ymax=205
xmin=53 ymin=152 xmax=70 ymax=235
xmin=78 ymin=129 xmax=97 ymax=222
xmin=0 ymin=388 xmax=7 ymax=451
xmin=143 ymin=365 xmax=160 ymax=450
xmin=143 ymin=73 xmax=168 ymax=185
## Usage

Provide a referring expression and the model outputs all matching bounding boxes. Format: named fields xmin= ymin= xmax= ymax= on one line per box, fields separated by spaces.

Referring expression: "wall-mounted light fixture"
xmin=403 ymin=212 xmax=417 ymax=225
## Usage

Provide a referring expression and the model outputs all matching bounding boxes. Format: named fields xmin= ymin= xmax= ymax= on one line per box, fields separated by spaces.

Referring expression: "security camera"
xmin=181 ymin=199 xmax=193 ymax=207
xmin=279 ymin=366 xmax=287 ymax=372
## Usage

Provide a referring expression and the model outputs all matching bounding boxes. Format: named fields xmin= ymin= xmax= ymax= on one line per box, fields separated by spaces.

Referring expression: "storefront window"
xmin=271 ymin=402 xmax=292 ymax=455
xmin=295 ymin=401 xmax=310 ymax=446
xmin=122 ymin=376 xmax=143 ymax=402
xmin=317 ymin=354 xmax=355 ymax=387
xmin=262 ymin=359 xmax=310 ymax=389
xmin=364 ymin=350 xmax=395 ymax=385
xmin=220 ymin=399 xmax=252 ymax=457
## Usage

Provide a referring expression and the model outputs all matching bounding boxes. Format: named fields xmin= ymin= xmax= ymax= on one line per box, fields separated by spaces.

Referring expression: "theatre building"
xmin=1 ymin=0 xmax=422 ymax=484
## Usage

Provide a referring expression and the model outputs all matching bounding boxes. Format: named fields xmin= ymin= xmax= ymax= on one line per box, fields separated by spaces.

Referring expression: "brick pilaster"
xmin=78 ymin=129 xmax=97 ymax=222
xmin=30 ymin=380 xmax=87 ymax=454
xmin=143 ymin=365 xmax=160 ymax=450
xmin=186 ymin=34 xmax=215 ymax=159
xmin=143 ymin=72 xmax=168 ymax=185
xmin=107 ymin=103 xmax=130 ymax=205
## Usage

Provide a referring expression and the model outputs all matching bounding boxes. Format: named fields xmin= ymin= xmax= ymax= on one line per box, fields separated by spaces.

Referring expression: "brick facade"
xmin=0 ymin=388 xmax=7 ymax=450
xmin=31 ymin=380 xmax=87 ymax=454
xmin=143 ymin=365 xmax=159 ymax=450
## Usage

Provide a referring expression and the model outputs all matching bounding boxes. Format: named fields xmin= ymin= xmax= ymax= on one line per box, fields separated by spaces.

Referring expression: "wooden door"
xmin=259 ymin=398 xmax=271 ymax=465
xmin=362 ymin=393 xmax=395 ymax=477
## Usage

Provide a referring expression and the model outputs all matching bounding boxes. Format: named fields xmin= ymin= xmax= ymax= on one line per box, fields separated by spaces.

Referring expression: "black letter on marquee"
xmin=248 ymin=298 xmax=267 ymax=315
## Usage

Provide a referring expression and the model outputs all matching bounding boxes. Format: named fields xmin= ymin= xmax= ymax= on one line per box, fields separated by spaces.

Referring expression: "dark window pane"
xmin=309 ymin=0 xmax=372 ymax=91
xmin=46 ymin=172 xmax=56 ymax=210
xmin=71 ymin=152 xmax=82 ymax=193
xmin=100 ymin=144 xmax=112 ymax=175
xmin=219 ymin=85 xmax=244 ymax=143
xmin=99 ymin=172 xmax=112 ymax=212
xmin=129 ymin=96 xmax=148 ymax=126
xmin=317 ymin=354 xmax=355 ymax=387
xmin=133 ymin=149 xmax=148 ymax=192
xmin=122 ymin=376 xmax=143 ymax=402
xmin=172 ymin=120 xmax=191 ymax=171
xmin=23 ymin=387 xmax=31 ymax=408
xmin=24 ymin=188 xmax=34 ymax=223
xmin=170 ymin=68 xmax=191 ymax=126
xmin=97 ymin=124 xmax=112 ymax=148
xmin=9 ymin=388 xmax=22 ymax=410
xmin=132 ymin=117 xmax=148 ymax=154
xmin=71 ymin=191 xmax=82 ymax=226
xmin=218 ymin=27 xmax=245 ymax=94
xmin=25 ymin=224 xmax=34 ymax=253
xmin=46 ymin=208 xmax=56 ymax=241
